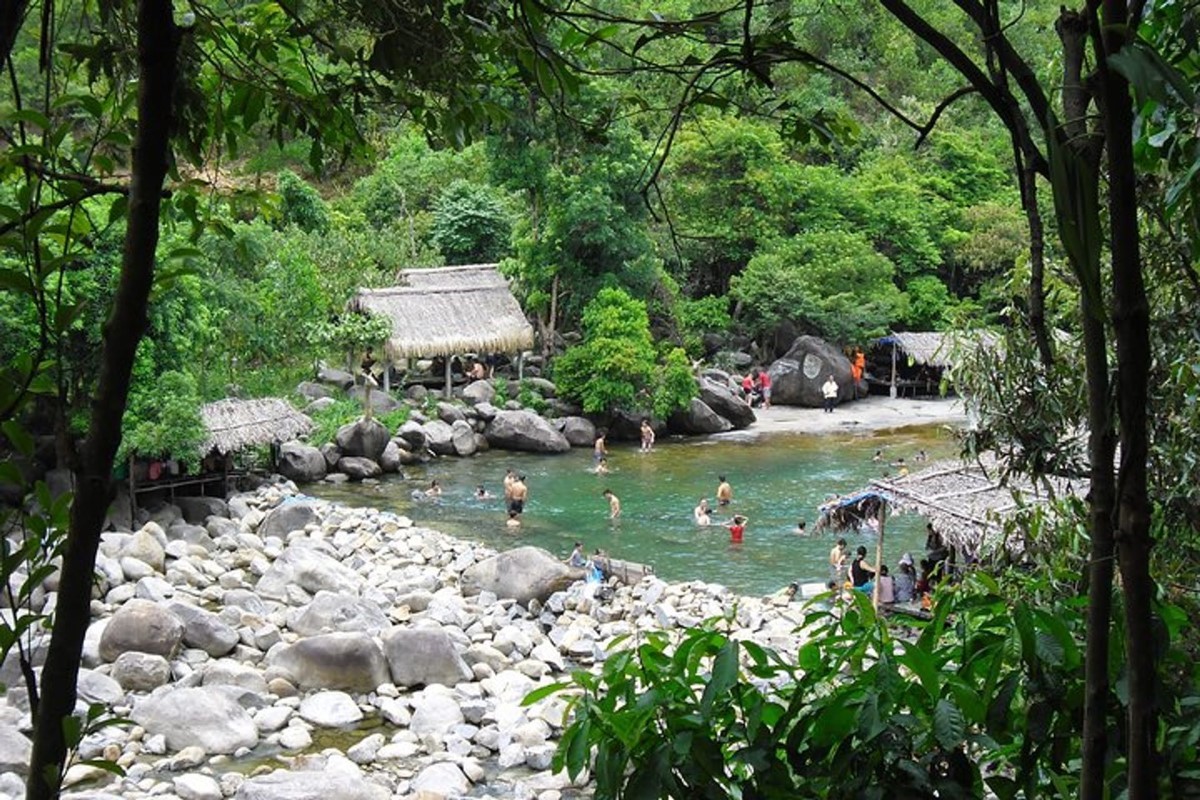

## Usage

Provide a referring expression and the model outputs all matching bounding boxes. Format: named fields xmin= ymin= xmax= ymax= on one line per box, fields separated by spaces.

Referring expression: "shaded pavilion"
xmin=348 ymin=264 xmax=535 ymax=397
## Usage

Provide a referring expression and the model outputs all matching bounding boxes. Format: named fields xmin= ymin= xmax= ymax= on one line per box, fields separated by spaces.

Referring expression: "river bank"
xmin=726 ymin=395 xmax=967 ymax=439
xmin=18 ymin=482 xmax=816 ymax=800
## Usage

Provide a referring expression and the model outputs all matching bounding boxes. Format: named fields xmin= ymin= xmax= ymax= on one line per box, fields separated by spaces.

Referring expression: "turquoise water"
xmin=309 ymin=427 xmax=957 ymax=596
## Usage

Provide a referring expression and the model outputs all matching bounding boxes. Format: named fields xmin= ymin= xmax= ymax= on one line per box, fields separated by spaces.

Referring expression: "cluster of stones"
xmin=283 ymin=368 xmax=758 ymax=484
xmin=0 ymin=483 xmax=813 ymax=800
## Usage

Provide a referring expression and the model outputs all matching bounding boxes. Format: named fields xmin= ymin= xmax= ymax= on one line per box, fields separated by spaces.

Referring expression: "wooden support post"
xmin=890 ymin=342 xmax=898 ymax=399
xmin=383 ymin=358 xmax=391 ymax=394
xmin=517 ymin=351 xmax=525 ymax=381
xmin=444 ymin=357 xmax=452 ymax=399
xmin=128 ymin=455 xmax=136 ymax=522
xmin=872 ymin=500 xmax=888 ymax=611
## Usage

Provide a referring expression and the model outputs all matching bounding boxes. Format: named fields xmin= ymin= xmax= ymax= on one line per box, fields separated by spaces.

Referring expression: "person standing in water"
xmin=508 ymin=474 xmax=528 ymax=520
xmin=716 ymin=475 xmax=733 ymax=507
xmin=603 ymin=489 xmax=621 ymax=519
xmin=593 ymin=431 xmax=608 ymax=465
xmin=639 ymin=419 xmax=655 ymax=452
xmin=693 ymin=498 xmax=711 ymax=525
xmin=723 ymin=514 xmax=747 ymax=543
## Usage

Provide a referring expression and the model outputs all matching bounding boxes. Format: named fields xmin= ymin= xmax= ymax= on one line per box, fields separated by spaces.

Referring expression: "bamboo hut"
xmin=348 ymin=264 xmax=535 ymax=397
xmin=872 ymin=331 xmax=998 ymax=397
xmin=129 ymin=398 xmax=312 ymax=512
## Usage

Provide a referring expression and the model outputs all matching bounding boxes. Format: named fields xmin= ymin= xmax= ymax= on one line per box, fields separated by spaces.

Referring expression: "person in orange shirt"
xmin=850 ymin=348 xmax=866 ymax=397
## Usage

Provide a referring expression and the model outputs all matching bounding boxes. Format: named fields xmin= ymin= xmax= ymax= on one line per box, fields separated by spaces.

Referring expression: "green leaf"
xmin=700 ymin=640 xmax=739 ymax=715
xmin=1 ymin=422 xmax=34 ymax=457
xmin=933 ymin=698 xmax=965 ymax=750
xmin=522 ymin=681 xmax=568 ymax=705
xmin=899 ymin=640 xmax=941 ymax=701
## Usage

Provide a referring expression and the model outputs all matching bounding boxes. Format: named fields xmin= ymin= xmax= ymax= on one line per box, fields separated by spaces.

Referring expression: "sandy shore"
xmin=715 ymin=395 xmax=967 ymax=439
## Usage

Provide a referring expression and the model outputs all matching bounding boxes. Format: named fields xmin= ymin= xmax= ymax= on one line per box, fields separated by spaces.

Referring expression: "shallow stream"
xmin=309 ymin=426 xmax=958 ymax=596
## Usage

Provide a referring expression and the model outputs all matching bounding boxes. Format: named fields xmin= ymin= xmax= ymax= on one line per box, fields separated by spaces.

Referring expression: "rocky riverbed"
xmin=1 ymin=482 xmax=817 ymax=800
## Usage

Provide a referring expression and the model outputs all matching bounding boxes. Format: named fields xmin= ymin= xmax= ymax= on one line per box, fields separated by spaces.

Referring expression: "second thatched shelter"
xmin=871 ymin=330 xmax=998 ymax=397
xmin=201 ymin=397 xmax=313 ymax=456
xmin=349 ymin=264 xmax=535 ymax=395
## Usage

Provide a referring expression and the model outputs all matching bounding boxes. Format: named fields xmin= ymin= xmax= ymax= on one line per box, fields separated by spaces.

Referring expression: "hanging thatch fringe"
xmin=349 ymin=263 xmax=535 ymax=361
xmin=868 ymin=455 xmax=1086 ymax=554
xmin=816 ymin=455 xmax=1087 ymax=556
xmin=878 ymin=331 xmax=999 ymax=368
xmin=202 ymin=398 xmax=312 ymax=455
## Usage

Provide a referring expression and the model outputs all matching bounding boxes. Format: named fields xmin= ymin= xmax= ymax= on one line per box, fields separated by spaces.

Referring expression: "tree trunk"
xmin=25 ymin=2 xmax=178 ymax=797
xmin=1098 ymin=0 xmax=1157 ymax=793
xmin=1020 ymin=165 xmax=1053 ymax=368
xmin=1079 ymin=291 xmax=1117 ymax=800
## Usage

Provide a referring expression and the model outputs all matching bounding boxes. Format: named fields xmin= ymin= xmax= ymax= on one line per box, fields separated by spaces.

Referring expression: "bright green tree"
xmin=430 ymin=179 xmax=512 ymax=264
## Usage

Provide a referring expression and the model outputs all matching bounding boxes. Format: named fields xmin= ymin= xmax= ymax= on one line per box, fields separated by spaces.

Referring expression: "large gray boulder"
xmin=316 ymin=365 xmax=355 ymax=390
xmin=451 ymin=420 xmax=477 ymax=456
xmin=395 ymin=420 xmax=427 ymax=451
xmin=167 ymin=601 xmax=239 ymax=657
xmin=668 ymin=398 xmax=734 ymax=434
xmin=461 ymin=380 xmax=495 ymax=405
xmin=768 ymin=335 xmax=854 ymax=407
xmin=288 ymin=592 xmax=389 ymax=636
xmin=524 ymin=377 xmax=557 ymax=398
xmin=256 ymin=542 xmax=364 ymax=601
xmin=335 ymin=456 xmax=382 ymax=481
xmin=99 ymin=599 xmax=184 ymax=662
xmin=174 ymin=496 xmax=229 ymax=524
xmin=267 ymin=632 xmax=389 ymax=692
xmin=0 ymin=726 xmax=31 ymax=775
xmin=131 ymin=687 xmax=258 ymax=754
xmin=697 ymin=378 xmax=756 ymax=429
xmin=347 ymin=386 xmax=402 ymax=414
xmin=378 ymin=441 xmax=402 ymax=473
xmin=381 ymin=628 xmax=473 ymax=688
xmin=484 ymin=411 xmax=570 ymax=453
xmin=422 ymin=420 xmax=455 ymax=456
xmin=235 ymin=766 xmax=388 ymax=800
xmin=461 ymin=546 xmax=577 ymax=604
xmin=436 ymin=402 xmax=466 ymax=424
xmin=334 ymin=418 xmax=390 ymax=460
xmin=557 ymin=416 xmax=596 ymax=447
xmin=256 ymin=501 xmax=321 ymax=540
xmin=295 ymin=381 xmax=335 ymax=401
xmin=278 ymin=441 xmax=327 ymax=483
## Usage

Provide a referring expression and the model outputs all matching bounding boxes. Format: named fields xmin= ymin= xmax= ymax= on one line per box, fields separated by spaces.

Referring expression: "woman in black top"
xmin=850 ymin=545 xmax=876 ymax=587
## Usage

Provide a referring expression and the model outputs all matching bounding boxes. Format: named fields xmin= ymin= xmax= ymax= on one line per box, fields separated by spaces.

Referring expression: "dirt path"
xmin=715 ymin=395 xmax=967 ymax=440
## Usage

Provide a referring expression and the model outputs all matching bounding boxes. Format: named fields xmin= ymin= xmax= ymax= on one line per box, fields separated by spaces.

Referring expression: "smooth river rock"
xmin=381 ymin=627 xmax=473 ymax=688
xmin=255 ymin=542 xmax=364 ymax=601
xmin=461 ymin=546 xmax=577 ymax=604
xmin=484 ymin=410 xmax=570 ymax=453
xmin=98 ymin=598 xmax=184 ymax=662
xmin=267 ymin=632 xmax=389 ymax=692
xmin=130 ymin=687 xmax=258 ymax=754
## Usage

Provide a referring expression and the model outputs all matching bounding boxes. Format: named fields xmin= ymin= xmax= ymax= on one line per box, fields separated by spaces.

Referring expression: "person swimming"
xmin=474 ymin=484 xmax=493 ymax=500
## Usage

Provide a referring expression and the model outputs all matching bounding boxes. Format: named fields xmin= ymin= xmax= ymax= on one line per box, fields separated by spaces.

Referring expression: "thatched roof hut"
xmin=201 ymin=398 xmax=313 ymax=455
xmin=878 ymin=331 xmax=999 ymax=369
xmin=817 ymin=455 xmax=1086 ymax=554
xmin=348 ymin=264 xmax=535 ymax=361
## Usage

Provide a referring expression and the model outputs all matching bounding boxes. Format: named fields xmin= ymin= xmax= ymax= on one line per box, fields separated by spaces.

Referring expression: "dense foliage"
xmin=554 ymin=287 xmax=696 ymax=416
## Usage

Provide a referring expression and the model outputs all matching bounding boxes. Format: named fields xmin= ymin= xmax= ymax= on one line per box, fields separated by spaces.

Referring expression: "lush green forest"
xmin=0 ymin=0 xmax=1198 ymax=797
